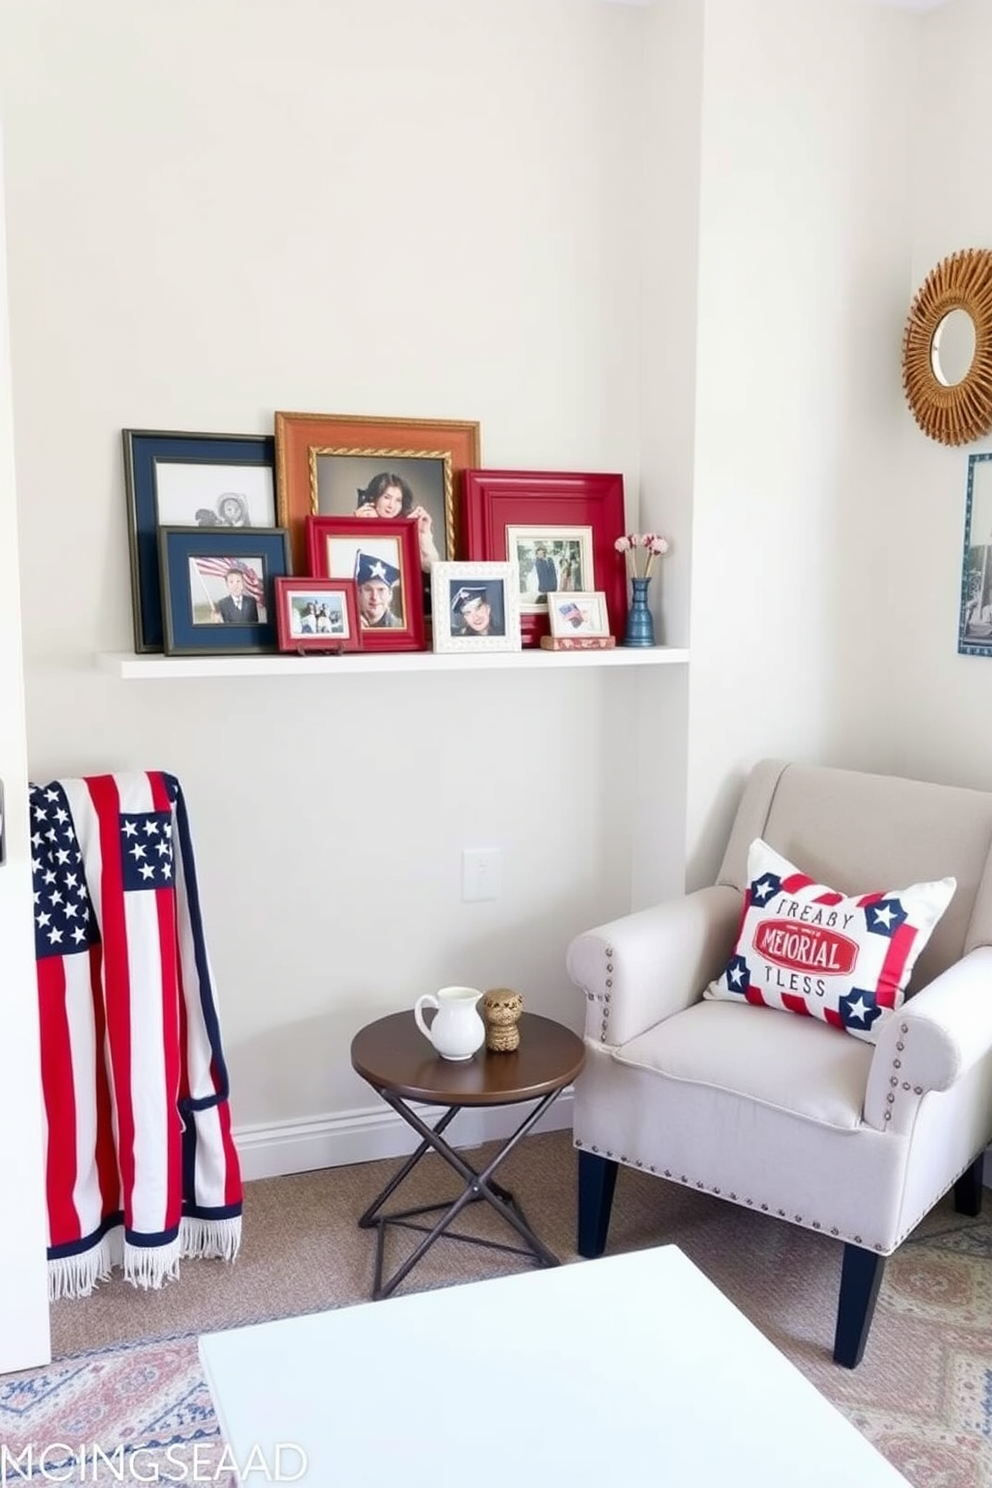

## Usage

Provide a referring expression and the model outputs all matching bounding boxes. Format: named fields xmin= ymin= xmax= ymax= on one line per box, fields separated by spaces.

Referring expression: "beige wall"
xmin=682 ymin=0 xmax=918 ymax=885
xmin=0 ymin=0 xmax=671 ymax=1144
xmin=0 ymin=122 xmax=51 ymax=1371
xmin=890 ymin=0 xmax=992 ymax=789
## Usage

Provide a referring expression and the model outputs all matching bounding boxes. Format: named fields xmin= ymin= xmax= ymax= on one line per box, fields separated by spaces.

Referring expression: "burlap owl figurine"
xmin=481 ymin=987 xmax=525 ymax=1052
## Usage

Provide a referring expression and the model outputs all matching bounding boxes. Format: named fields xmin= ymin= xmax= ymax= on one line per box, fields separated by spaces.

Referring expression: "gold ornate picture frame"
xmin=274 ymin=412 xmax=480 ymax=575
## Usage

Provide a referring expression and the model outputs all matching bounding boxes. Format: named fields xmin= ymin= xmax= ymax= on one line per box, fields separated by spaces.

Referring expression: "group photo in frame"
xmin=506 ymin=525 xmax=595 ymax=611
xmin=123 ymin=429 xmax=276 ymax=652
xmin=273 ymin=578 xmax=361 ymax=653
xmin=157 ymin=526 xmax=291 ymax=656
xmin=275 ymin=412 xmax=480 ymax=576
xmin=958 ymin=451 xmax=992 ymax=656
xmin=306 ymin=515 xmax=425 ymax=652
xmin=430 ymin=562 xmax=521 ymax=654
xmin=463 ymin=469 xmax=627 ymax=646
xmin=547 ymin=590 xmax=611 ymax=639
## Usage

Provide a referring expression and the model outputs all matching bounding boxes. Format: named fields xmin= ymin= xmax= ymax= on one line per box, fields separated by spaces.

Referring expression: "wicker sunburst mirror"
xmin=902 ymin=248 xmax=992 ymax=446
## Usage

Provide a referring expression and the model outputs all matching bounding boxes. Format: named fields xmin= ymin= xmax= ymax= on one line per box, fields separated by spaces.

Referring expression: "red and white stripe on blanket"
xmin=30 ymin=771 xmax=242 ymax=1299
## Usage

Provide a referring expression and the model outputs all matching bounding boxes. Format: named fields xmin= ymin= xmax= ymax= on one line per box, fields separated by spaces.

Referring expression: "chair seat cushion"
xmin=704 ymin=838 xmax=956 ymax=1042
xmin=613 ymin=1000 xmax=874 ymax=1129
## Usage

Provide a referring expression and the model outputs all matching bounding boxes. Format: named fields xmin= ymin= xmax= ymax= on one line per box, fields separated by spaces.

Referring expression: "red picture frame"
xmin=273 ymin=577 xmax=362 ymax=653
xmin=305 ymin=515 xmax=426 ymax=652
xmin=463 ymin=470 xmax=627 ymax=646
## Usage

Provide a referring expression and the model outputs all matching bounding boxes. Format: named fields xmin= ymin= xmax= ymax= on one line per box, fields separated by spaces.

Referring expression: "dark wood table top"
xmin=351 ymin=1011 xmax=585 ymax=1107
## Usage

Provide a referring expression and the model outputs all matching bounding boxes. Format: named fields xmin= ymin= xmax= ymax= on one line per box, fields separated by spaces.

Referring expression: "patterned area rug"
xmin=0 ymin=1335 xmax=232 ymax=1485
xmin=834 ymin=1213 xmax=992 ymax=1487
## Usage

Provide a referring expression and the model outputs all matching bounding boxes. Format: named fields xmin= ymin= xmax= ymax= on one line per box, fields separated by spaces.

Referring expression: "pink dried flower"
xmin=615 ymin=530 xmax=671 ymax=579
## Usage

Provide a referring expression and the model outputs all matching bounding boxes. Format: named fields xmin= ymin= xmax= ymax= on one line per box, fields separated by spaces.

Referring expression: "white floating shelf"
xmin=97 ymin=647 xmax=689 ymax=680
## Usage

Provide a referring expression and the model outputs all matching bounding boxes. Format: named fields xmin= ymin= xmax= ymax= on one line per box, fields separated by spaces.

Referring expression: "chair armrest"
xmin=864 ymin=946 xmax=992 ymax=1132
xmin=566 ymin=884 xmax=743 ymax=1047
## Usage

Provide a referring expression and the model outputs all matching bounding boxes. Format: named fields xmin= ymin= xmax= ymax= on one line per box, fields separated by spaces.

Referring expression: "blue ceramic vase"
xmin=622 ymin=576 xmax=655 ymax=648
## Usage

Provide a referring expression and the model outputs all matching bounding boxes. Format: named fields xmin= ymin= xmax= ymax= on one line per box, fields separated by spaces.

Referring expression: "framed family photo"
xmin=507 ymin=526 xmax=595 ymax=611
xmin=275 ymin=412 xmax=480 ymax=576
xmin=547 ymin=590 xmax=611 ymax=639
xmin=273 ymin=578 xmax=361 ymax=653
xmin=463 ymin=470 xmax=627 ymax=645
xmin=306 ymin=515 xmax=425 ymax=652
xmin=430 ymin=562 xmax=521 ymax=654
xmin=958 ymin=451 xmax=992 ymax=657
xmin=157 ymin=527 xmax=291 ymax=656
xmin=123 ymin=429 xmax=276 ymax=652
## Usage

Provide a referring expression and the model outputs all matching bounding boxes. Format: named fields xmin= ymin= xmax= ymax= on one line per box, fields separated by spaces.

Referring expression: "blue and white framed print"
xmin=958 ymin=451 xmax=992 ymax=657
xmin=158 ymin=526 xmax=291 ymax=657
xmin=124 ymin=429 xmax=276 ymax=652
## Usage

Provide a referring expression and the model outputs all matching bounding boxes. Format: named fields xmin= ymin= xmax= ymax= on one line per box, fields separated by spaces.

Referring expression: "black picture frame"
xmin=158 ymin=527 xmax=292 ymax=656
xmin=123 ymin=429 xmax=276 ymax=652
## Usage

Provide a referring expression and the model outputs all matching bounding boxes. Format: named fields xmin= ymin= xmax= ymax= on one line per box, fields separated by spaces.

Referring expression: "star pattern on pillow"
xmin=750 ymin=872 xmax=782 ymax=905
xmin=839 ymin=987 xmax=883 ymax=1032
xmin=864 ymin=896 xmax=908 ymax=937
xmin=723 ymin=953 xmax=750 ymax=995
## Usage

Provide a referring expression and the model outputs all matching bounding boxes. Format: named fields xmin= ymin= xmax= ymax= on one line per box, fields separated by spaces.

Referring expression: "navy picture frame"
xmin=957 ymin=451 xmax=992 ymax=658
xmin=123 ymin=429 xmax=276 ymax=652
xmin=158 ymin=527 xmax=292 ymax=656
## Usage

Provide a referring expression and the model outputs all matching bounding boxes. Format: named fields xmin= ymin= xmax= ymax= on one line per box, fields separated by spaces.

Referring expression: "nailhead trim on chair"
xmin=883 ymin=1022 xmax=912 ymax=1125
xmin=600 ymin=947 xmax=615 ymax=1041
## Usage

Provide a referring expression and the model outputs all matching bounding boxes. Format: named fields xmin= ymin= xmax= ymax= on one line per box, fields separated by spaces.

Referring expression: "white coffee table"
xmin=198 ymin=1246 xmax=910 ymax=1487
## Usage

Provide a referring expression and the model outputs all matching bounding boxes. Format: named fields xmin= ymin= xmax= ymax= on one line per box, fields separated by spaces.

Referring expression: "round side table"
xmin=351 ymin=1011 xmax=585 ymax=1300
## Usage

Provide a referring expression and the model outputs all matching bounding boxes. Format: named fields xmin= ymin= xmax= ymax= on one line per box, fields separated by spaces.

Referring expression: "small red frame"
xmin=305 ymin=515 xmax=426 ymax=652
xmin=463 ymin=470 xmax=627 ymax=646
xmin=273 ymin=577 xmax=362 ymax=653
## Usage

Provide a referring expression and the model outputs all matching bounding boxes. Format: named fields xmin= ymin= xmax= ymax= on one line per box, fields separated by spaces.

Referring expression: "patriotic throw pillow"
xmin=705 ymin=839 xmax=956 ymax=1042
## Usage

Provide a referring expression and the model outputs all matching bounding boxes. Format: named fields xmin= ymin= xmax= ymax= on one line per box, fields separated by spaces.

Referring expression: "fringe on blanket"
xmin=48 ymin=1217 xmax=243 ymax=1301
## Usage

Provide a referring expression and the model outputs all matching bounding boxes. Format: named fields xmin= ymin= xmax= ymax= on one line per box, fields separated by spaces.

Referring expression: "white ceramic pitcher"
xmin=414 ymin=986 xmax=486 ymax=1061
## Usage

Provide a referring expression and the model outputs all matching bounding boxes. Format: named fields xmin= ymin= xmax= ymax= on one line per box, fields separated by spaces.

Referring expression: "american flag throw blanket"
xmin=30 ymin=771 xmax=243 ymax=1300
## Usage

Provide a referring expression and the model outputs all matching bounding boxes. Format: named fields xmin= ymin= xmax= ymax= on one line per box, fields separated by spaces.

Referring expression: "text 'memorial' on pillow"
xmin=705 ymin=839 xmax=956 ymax=1042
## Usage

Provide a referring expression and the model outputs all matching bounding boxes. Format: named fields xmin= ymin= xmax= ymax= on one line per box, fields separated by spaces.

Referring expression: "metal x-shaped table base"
xmin=357 ymin=1087 xmax=564 ymax=1300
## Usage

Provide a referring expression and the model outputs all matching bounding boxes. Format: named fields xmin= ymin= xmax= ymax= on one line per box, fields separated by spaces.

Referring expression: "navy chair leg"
xmin=953 ymin=1154 xmax=985 ymax=1217
xmin=577 ymin=1151 xmax=619 ymax=1258
xmin=833 ymin=1243 xmax=885 ymax=1368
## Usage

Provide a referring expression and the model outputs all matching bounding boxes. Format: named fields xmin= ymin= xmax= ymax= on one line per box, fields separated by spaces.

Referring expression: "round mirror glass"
xmin=931 ymin=308 xmax=977 ymax=387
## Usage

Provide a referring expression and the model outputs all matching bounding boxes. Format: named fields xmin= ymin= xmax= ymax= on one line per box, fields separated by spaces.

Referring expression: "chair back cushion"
xmin=717 ymin=760 xmax=992 ymax=993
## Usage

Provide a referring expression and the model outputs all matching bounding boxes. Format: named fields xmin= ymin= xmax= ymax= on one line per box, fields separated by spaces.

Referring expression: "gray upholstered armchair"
xmin=566 ymin=759 xmax=992 ymax=1366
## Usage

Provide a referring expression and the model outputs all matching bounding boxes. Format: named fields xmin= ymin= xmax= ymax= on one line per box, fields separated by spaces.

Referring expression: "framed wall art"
xmin=958 ymin=451 xmax=992 ymax=656
xmin=273 ymin=578 xmax=362 ymax=653
xmin=547 ymin=590 xmax=611 ymax=639
xmin=306 ymin=515 xmax=425 ymax=652
xmin=123 ymin=429 xmax=276 ymax=652
xmin=463 ymin=470 xmax=627 ymax=645
xmin=275 ymin=412 xmax=480 ymax=576
xmin=429 ymin=562 xmax=521 ymax=655
xmin=157 ymin=526 xmax=291 ymax=656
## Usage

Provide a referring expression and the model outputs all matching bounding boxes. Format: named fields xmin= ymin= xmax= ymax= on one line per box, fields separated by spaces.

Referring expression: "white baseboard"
xmin=234 ymin=1088 xmax=575 ymax=1183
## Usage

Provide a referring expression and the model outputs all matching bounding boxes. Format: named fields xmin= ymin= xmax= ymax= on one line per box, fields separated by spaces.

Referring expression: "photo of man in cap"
xmin=355 ymin=550 xmax=403 ymax=628
xmin=450 ymin=582 xmax=505 ymax=638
